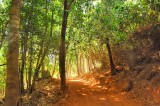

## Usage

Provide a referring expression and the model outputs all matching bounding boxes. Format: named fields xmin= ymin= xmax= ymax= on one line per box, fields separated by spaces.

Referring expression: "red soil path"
xmin=57 ymin=79 xmax=144 ymax=106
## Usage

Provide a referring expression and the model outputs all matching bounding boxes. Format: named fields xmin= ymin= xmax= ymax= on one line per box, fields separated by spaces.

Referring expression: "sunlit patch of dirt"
xmin=22 ymin=78 xmax=64 ymax=106
xmin=81 ymin=62 xmax=160 ymax=106
xmin=59 ymin=79 xmax=143 ymax=106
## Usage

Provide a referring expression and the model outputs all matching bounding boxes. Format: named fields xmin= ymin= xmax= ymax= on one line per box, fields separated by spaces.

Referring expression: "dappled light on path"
xmin=59 ymin=78 xmax=143 ymax=106
xmin=99 ymin=97 xmax=107 ymax=101
xmin=69 ymin=79 xmax=84 ymax=82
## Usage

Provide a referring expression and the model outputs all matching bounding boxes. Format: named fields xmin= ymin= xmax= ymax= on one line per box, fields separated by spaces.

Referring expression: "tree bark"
xmin=106 ymin=38 xmax=116 ymax=76
xmin=79 ymin=53 xmax=83 ymax=75
xmin=5 ymin=0 xmax=21 ymax=106
xmin=27 ymin=35 xmax=33 ymax=94
xmin=82 ymin=54 xmax=85 ymax=73
xmin=59 ymin=0 xmax=75 ymax=92
xmin=59 ymin=0 xmax=69 ymax=92
xmin=20 ymin=34 xmax=27 ymax=96
xmin=76 ymin=51 xmax=80 ymax=76
xmin=88 ymin=58 xmax=91 ymax=72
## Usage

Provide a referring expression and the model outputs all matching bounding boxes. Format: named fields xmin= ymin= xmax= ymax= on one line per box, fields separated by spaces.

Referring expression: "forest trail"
xmin=59 ymin=78 xmax=144 ymax=106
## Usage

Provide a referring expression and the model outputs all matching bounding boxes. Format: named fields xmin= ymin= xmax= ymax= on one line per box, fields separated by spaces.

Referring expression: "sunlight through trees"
xmin=0 ymin=0 xmax=160 ymax=105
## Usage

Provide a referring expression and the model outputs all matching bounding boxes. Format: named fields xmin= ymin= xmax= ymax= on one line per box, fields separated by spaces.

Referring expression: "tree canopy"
xmin=0 ymin=0 xmax=160 ymax=105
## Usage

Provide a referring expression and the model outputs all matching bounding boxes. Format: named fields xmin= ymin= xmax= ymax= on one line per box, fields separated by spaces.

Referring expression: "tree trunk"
xmin=20 ymin=34 xmax=27 ymax=96
xmin=52 ymin=55 xmax=57 ymax=77
xmin=76 ymin=52 xmax=80 ymax=76
xmin=22 ymin=0 xmax=33 ymax=95
xmin=59 ymin=0 xmax=75 ymax=92
xmin=50 ymin=9 xmax=55 ymax=77
xmin=85 ymin=54 xmax=91 ymax=72
xmin=59 ymin=0 xmax=69 ymax=92
xmin=106 ymin=38 xmax=116 ymax=76
xmin=27 ymin=35 xmax=33 ymax=94
xmin=82 ymin=54 xmax=85 ymax=73
xmin=5 ymin=0 xmax=21 ymax=106
xmin=30 ymin=42 xmax=49 ymax=93
xmin=79 ymin=53 xmax=83 ymax=75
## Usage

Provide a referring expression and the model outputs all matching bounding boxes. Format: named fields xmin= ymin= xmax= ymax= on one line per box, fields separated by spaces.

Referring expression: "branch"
xmin=67 ymin=0 xmax=75 ymax=10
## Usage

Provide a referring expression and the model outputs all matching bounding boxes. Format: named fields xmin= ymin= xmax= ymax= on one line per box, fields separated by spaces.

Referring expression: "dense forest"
xmin=0 ymin=0 xmax=160 ymax=106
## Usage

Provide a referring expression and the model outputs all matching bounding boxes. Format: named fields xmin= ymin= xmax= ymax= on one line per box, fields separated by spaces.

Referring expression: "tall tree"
xmin=59 ymin=0 xmax=75 ymax=92
xmin=5 ymin=0 xmax=22 ymax=106
xmin=106 ymin=38 xmax=116 ymax=76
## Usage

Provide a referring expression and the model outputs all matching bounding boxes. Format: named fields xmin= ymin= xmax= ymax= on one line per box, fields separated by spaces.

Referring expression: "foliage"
xmin=0 ymin=0 xmax=160 ymax=96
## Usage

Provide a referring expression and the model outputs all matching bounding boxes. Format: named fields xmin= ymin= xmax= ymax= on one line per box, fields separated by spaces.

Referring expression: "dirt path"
xmin=58 ymin=79 xmax=144 ymax=106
